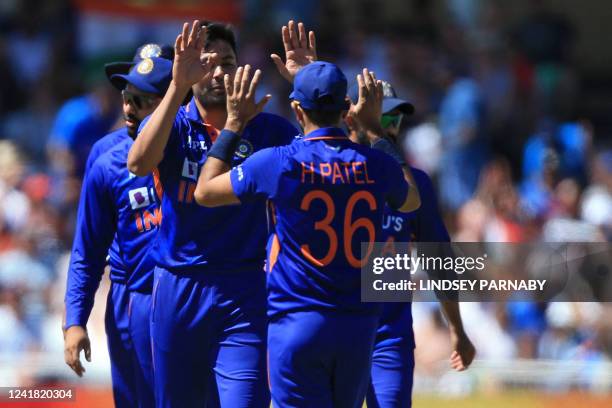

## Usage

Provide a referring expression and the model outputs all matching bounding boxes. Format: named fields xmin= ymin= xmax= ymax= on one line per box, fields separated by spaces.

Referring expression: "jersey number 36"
xmin=300 ymin=190 xmax=377 ymax=268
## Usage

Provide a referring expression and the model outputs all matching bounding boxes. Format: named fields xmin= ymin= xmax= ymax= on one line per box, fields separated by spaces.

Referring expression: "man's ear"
xmin=291 ymin=101 xmax=305 ymax=127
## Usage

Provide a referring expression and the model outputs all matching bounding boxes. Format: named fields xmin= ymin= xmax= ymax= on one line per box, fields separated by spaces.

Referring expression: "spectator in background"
xmin=520 ymin=119 xmax=591 ymax=219
xmin=580 ymin=150 xmax=612 ymax=238
xmin=435 ymin=59 xmax=488 ymax=211
xmin=46 ymin=77 xmax=118 ymax=179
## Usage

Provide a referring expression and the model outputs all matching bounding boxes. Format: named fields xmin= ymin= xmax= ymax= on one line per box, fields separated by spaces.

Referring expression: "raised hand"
xmin=173 ymin=20 xmax=217 ymax=90
xmin=350 ymin=68 xmax=384 ymax=132
xmin=270 ymin=20 xmax=317 ymax=83
xmin=224 ymin=65 xmax=271 ymax=133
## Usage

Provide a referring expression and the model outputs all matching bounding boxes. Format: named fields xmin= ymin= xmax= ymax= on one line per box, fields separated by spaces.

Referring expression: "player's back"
xmin=264 ymin=127 xmax=407 ymax=318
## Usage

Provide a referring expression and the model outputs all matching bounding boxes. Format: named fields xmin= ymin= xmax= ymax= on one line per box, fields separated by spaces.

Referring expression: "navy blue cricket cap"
xmin=104 ymin=43 xmax=174 ymax=82
xmin=290 ymin=61 xmax=351 ymax=111
xmin=110 ymin=57 xmax=172 ymax=96
xmin=348 ymin=80 xmax=415 ymax=115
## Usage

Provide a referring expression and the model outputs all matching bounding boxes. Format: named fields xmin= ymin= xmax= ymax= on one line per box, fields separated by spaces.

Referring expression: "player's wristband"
xmin=371 ymin=137 xmax=406 ymax=166
xmin=207 ymin=129 xmax=241 ymax=164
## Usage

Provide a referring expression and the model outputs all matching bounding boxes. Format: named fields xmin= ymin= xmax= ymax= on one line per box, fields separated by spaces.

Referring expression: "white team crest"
xmin=381 ymin=81 xmax=396 ymax=98
xmin=139 ymin=44 xmax=162 ymax=59
xmin=182 ymin=158 xmax=199 ymax=180
xmin=129 ymin=187 xmax=151 ymax=210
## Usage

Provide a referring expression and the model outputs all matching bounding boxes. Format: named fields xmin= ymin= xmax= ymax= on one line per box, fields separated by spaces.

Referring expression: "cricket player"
xmin=127 ymin=20 xmax=300 ymax=407
xmin=194 ymin=62 xmax=420 ymax=408
xmin=64 ymin=56 xmax=173 ymax=407
xmin=346 ymin=81 xmax=476 ymax=408
xmin=83 ymin=43 xmax=175 ymax=173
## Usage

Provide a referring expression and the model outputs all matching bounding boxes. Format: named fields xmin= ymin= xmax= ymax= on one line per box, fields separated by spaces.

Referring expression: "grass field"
xmin=412 ymin=391 xmax=612 ymax=408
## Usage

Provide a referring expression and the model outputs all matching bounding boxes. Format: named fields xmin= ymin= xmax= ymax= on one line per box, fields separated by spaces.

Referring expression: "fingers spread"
xmin=187 ymin=20 xmax=199 ymax=48
xmin=281 ymin=26 xmax=292 ymax=52
xmin=180 ymin=22 xmax=189 ymax=51
xmin=357 ymin=74 xmax=366 ymax=100
xmin=247 ymin=69 xmax=262 ymax=99
xmin=233 ymin=66 xmax=244 ymax=96
xmin=240 ymin=65 xmax=252 ymax=98
xmin=288 ymin=20 xmax=299 ymax=50
xmin=270 ymin=54 xmax=284 ymax=68
xmin=255 ymin=94 xmax=272 ymax=113
xmin=224 ymin=74 xmax=232 ymax=96
xmin=308 ymin=31 xmax=317 ymax=56
xmin=198 ymin=24 xmax=207 ymax=50
xmin=362 ymin=68 xmax=373 ymax=91
xmin=174 ymin=34 xmax=182 ymax=54
xmin=298 ymin=22 xmax=307 ymax=49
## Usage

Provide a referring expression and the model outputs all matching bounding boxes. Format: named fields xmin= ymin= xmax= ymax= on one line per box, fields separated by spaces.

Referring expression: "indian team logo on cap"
xmin=137 ymin=58 xmax=154 ymax=75
xmin=235 ymin=139 xmax=254 ymax=159
xmin=140 ymin=44 xmax=162 ymax=59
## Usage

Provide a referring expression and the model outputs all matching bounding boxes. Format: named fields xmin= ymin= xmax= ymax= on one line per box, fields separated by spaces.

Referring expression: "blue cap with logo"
xmin=290 ymin=61 xmax=350 ymax=111
xmin=110 ymin=57 xmax=172 ymax=96
xmin=104 ymin=43 xmax=174 ymax=81
xmin=348 ymin=80 xmax=414 ymax=115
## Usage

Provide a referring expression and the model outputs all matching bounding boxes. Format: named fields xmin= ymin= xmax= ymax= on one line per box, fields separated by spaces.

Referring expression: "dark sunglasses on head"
xmin=380 ymin=114 xmax=403 ymax=129
xmin=121 ymin=89 xmax=158 ymax=110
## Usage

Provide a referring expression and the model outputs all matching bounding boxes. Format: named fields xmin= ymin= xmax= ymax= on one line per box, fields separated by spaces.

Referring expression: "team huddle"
xmin=63 ymin=19 xmax=475 ymax=408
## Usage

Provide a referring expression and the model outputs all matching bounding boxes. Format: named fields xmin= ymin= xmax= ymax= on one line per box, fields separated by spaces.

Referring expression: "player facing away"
xmin=346 ymin=80 xmax=476 ymax=408
xmin=194 ymin=62 xmax=420 ymax=407
xmin=127 ymin=21 xmax=299 ymax=408
xmin=64 ymin=56 xmax=174 ymax=407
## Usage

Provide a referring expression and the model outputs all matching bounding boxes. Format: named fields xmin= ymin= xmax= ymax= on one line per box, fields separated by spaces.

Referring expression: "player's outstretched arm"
xmin=195 ymin=65 xmax=270 ymax=207
xmin=351 ymin=68 xmax=421 ymax=212
xmin=439 ymin=301 xmax=476 ymax=371
xmin=270 ymin=20 xmax=317 ymax=83
xmin=128 ymin=20 xmax=217 ymax=175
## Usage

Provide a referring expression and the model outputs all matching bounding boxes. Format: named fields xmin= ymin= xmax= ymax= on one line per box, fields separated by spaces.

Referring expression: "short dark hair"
xmin=302 ymin=108 xmax=344 ymax=127
xmin=200 ymin=21 xmax=237 ymax=55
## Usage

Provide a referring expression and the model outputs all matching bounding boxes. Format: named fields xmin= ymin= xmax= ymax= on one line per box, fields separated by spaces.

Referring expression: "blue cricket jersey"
xmin=85 ymin=127 xmax=130 ymax=173
xmin=230 ymin=127 xmax=409 ymax=318
xmin=84 ymin=127 xmax=131 ymax=278
xmin=377 ymin=167 xmax=450 ymax=347
xmin=147 ymin=98 xmax=298 ymax=273
xmin=65 ymin=137 xmax=159 ymax=328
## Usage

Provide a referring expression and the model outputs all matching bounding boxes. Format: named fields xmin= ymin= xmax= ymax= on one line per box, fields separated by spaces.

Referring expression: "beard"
xmin=124 ymin=114 xmax=141 ymax=139
xmin=195 ymin=82 xmax=227 ymax=109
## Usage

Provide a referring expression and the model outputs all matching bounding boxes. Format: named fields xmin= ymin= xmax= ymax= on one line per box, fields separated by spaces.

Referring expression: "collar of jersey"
xmin=185 ymin=96 xmax=220 ymax=140
xmin=304 ymin=127 xmax=348 ymax=140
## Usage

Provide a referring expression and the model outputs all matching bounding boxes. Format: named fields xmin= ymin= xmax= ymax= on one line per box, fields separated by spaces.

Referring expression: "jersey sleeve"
xmin=412 ymin=169 xmax=450 ymax=242
xmin=84 ymin=142 xmax=102 ymax=174
xmin=230 ymin=147 xmax=283 ymax=203
xmin=385 ymin=159 xmax=410 ymax=210
xmin=137 ymin=112 xmax=184 ymax=170
xmin=64 ymin=161 xmax=117 ymax=329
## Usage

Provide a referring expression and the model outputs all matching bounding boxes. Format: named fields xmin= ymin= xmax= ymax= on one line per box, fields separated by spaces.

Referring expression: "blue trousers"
xmin=106 ymin=282 xmax=154 ymax=407
xmin=366 ymin=339 xmax=415 ymax=408
xmin=268 ymin=310 xmax=379 ymax=408
xmin=150 ymin=266 xmax=269 ymax=408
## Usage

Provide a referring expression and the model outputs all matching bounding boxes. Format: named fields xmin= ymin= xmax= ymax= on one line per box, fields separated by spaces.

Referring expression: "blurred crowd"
xmin=0 ymin=0 xmax=610 ymax=388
